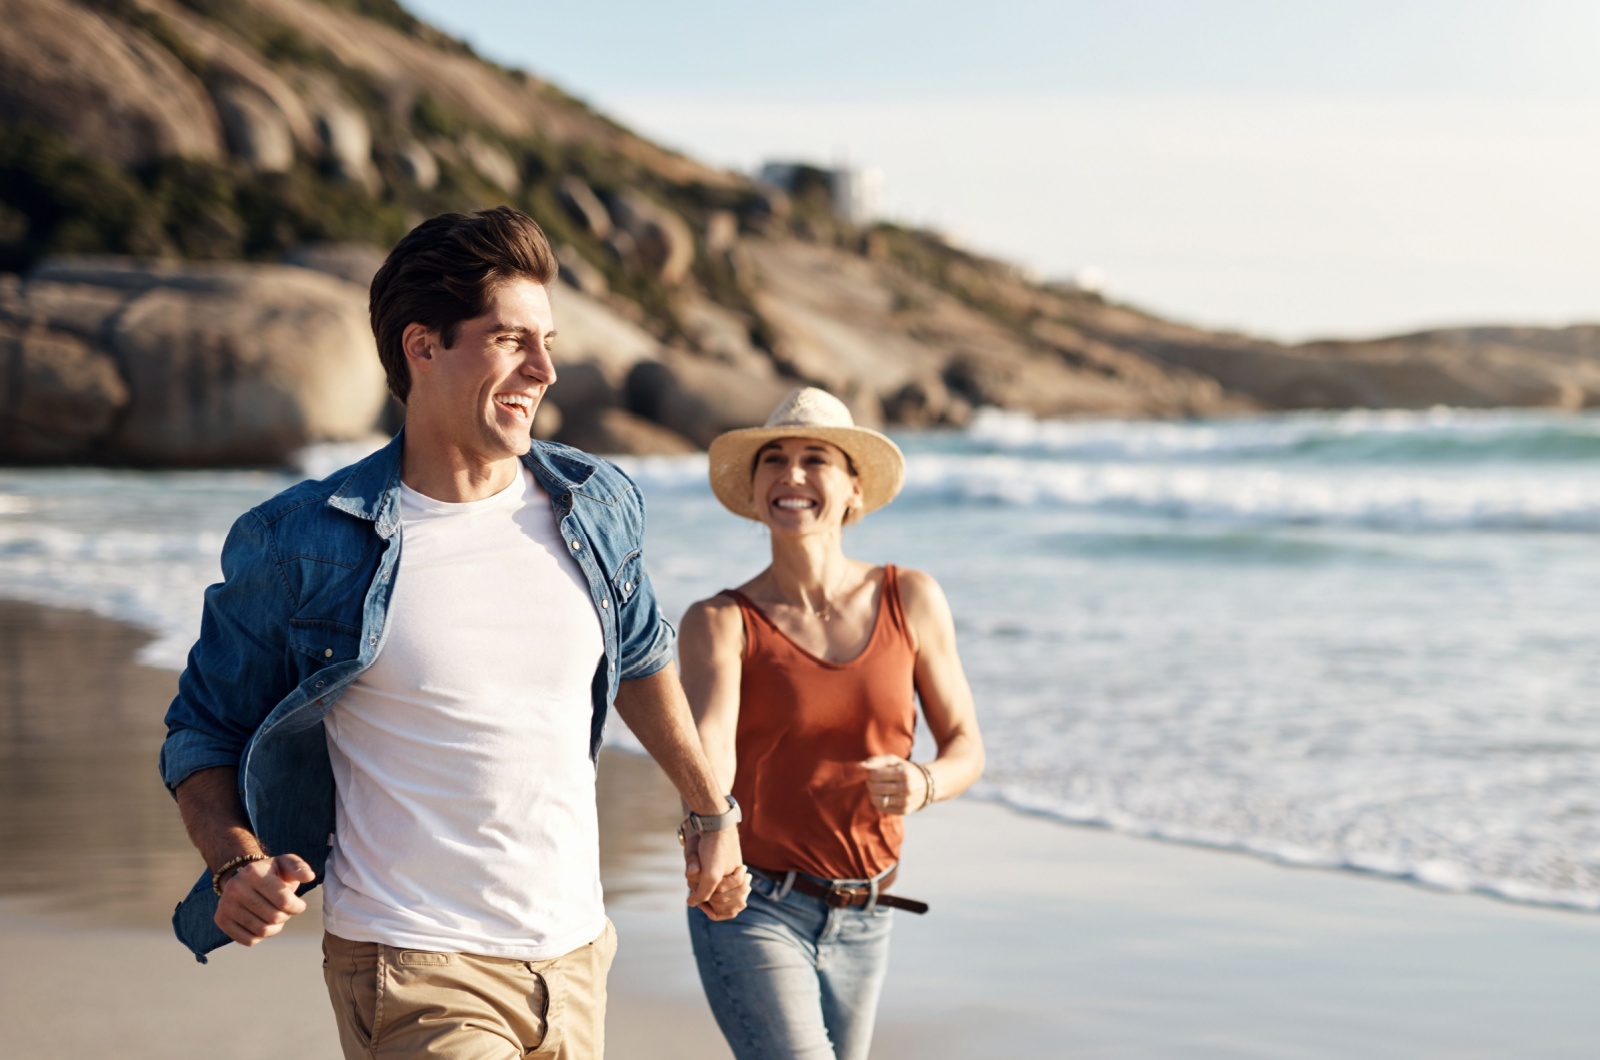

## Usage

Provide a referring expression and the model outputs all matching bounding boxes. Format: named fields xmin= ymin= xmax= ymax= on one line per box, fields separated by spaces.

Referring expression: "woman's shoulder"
xmin=887 ymin=565 xmax=953 ymax=627
xmin=680 ymin=591 xmax=749 ymax=647
xmin=685 ymin=590 xmax=745 ymax=616
xmin=888 ymin=564 xmax=942 ymax=600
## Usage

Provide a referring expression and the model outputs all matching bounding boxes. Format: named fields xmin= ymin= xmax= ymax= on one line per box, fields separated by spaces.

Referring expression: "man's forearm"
xmin=612 ymin=664 xmax=729 ymax=815
xmin=175 ymin=766 xmax=265 ymax=872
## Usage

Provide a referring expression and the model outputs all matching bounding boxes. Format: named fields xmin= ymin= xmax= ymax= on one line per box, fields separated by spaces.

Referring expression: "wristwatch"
xmin=678 ymin=795 xmax=741 ymax=842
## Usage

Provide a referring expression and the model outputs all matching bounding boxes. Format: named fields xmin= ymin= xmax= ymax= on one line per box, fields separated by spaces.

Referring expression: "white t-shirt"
xmin=322 ymin=466 xmax=606 ymax=961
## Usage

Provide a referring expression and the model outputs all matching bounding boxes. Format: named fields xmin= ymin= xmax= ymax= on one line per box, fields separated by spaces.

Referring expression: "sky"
xmin=404 ymin=1 xmax=1600 ymax=340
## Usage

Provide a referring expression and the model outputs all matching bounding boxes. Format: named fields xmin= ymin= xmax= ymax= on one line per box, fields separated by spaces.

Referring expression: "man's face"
xmin=411 ymin=277 xmax=557 ymax=463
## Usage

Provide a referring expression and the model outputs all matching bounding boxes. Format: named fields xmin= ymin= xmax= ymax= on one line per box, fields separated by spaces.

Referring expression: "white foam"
xmin=965 ymin=405 xmax=1600 ymax=461
xmin=901 ymin=453 xmax=1600 ymax=530
xmin=985 ymin=783 xmax=1600 ymax=912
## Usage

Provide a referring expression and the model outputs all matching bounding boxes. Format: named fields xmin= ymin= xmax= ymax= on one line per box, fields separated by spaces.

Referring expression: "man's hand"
xmin=863 ymin=754 xmax=930 ymax=816
xmin=684 ymin=829 xmax=750 ymax=921
xmin=214 ymin=854 xmax=316 ymax=946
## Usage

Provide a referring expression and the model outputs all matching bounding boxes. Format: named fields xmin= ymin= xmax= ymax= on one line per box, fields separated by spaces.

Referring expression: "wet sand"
xmin=3 ymin=601 xmax=1599 ymax=1058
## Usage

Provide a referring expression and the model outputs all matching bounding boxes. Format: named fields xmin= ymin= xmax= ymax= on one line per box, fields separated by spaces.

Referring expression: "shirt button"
xmin=315 ymin=681 xmax=324 ymax=688
xmin=570 ymin=540 xmax=581 ymax=550
xmin=601 ymin=599 xmax=609 ymax=609
xmin=625 ymin=581 xmax=633 ymax=592
xmin=323 ymin=648 xmax=333 ymax=658
xmin=368 ymin=637 xmax=377 ymax=646
xmin=609 ymin=663 xmax=616 ymax=672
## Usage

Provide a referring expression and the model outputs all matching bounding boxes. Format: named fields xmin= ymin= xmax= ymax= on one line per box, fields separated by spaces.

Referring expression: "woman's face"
xmin=750 ymin=437 xmax=863 ymax=533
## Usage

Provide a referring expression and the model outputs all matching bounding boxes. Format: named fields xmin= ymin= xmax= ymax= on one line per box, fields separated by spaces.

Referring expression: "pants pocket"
xmin=323 ymin=934 xmax=381 ymax=1051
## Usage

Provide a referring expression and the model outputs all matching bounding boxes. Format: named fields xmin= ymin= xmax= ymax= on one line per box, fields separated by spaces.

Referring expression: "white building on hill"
xmin=758 ymin=161 xmax=884 ymax=225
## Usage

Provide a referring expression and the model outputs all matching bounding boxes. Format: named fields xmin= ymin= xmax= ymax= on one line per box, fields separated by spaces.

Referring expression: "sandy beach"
xmin=2 ymin=600 xmax=1598 ymax=1058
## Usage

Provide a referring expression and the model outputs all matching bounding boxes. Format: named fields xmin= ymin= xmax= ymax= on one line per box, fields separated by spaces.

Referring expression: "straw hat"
xmin=708 ymin=387 xmax=906 ymax=522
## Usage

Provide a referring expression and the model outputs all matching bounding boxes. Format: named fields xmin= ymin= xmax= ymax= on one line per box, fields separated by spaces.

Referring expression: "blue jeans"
xmin=688 ymin=870 xmax=894 ymax=1060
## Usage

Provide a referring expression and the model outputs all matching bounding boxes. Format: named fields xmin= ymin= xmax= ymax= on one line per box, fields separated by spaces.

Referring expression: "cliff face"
xmin=1 ymin=0 xmax=1596 ymax=465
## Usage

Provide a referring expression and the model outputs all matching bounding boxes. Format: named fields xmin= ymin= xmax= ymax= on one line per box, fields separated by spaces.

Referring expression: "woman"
xmin=679 ymin=387 xmax=985 ymax=1060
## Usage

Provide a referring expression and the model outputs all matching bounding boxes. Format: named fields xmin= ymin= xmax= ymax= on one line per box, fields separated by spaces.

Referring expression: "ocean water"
xmin=3 ymin=409 xmax=1599 ymax=912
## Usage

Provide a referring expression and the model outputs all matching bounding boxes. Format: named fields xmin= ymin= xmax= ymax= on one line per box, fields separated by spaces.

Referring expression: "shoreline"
xmin=3 ymin=600 xmax=1600 ymax=1057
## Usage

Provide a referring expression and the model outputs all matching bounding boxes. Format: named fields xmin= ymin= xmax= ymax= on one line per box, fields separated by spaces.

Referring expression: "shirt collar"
xmin=326 ymin=431 xmax=601 ymax=536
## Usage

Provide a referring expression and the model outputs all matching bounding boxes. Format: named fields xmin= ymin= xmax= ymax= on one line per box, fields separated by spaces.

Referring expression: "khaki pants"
xmin=322 ymin=920 xmax=617 ymax=1059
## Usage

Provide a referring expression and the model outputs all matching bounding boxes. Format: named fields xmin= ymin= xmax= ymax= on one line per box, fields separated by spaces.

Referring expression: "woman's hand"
xmin=862 ymin=754 xmax=930 ymax=816
xmin=684 ymin=831 xmax=752 ymax=921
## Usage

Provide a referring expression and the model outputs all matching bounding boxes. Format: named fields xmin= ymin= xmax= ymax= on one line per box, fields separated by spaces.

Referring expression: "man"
xmin=160 ymin=206 xmax=749 ymax=1058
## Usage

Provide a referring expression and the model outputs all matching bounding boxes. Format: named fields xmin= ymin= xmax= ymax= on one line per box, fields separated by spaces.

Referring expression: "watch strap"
xmin=684 ymin=794 xmax=741 ymax=834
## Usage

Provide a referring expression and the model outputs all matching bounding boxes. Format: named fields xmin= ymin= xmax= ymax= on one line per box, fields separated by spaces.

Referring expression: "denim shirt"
xmin=158 ymin=432 xmax=675 ymax=961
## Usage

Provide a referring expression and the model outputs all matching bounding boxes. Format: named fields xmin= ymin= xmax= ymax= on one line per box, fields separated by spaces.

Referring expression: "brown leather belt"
xmin=748 ymin=865 xmax=929 ymax=915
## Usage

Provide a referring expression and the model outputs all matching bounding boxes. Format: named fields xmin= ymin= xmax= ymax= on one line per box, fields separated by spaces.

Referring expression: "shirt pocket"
xmin=289 ymin=617 xmax=364 ymax=669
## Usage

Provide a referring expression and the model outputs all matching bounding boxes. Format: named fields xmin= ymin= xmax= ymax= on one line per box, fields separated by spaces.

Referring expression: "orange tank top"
xmin=725 ymin=564 xmax=918 ymax=881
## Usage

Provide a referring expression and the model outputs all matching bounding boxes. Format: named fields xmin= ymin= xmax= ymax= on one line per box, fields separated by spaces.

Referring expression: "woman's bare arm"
xmin=677 ymin=594 xmax=747 ymax=793
xmin=866 ymin=569 xmax=985 ymax=813
xmin=676 ymin=596 xmax=750 ymax=915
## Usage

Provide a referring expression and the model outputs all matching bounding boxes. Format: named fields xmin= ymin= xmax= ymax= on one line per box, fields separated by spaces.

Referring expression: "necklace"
xmin=797 ymin=569 xmax=848 ymax=622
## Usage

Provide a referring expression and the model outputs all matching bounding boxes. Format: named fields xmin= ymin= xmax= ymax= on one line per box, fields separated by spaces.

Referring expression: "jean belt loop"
xmin=865 ymin=875 xmax=880 ymax=915
xmin=775 ymin=870 xmax=797 ymax=902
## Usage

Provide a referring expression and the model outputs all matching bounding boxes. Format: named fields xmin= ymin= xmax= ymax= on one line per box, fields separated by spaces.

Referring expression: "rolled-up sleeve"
xmin=618 ymin=569 xmax=677 ymax=682
xmin=159 ymin=510 xmax=293 ymax=794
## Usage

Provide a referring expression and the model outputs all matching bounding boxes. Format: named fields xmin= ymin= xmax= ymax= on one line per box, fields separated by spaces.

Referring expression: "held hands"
xmin=863 ymin=754 xmax=932 ymax=816
xmin=213 ymin=853 xmax=316 ymax=946
xmin=683 ymin=828 xmax=751 ymax=921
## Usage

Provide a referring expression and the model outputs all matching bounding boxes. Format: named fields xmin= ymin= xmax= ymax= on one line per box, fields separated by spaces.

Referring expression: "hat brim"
xmin=708 ymin=424 xmax=906 ymax=522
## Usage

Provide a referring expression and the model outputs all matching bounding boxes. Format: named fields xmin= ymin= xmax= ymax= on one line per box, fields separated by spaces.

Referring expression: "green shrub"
xmin=412 ymin=93 xmax=465 ymax=139
xmin=0 ymin=128 xmax=166 ymax=270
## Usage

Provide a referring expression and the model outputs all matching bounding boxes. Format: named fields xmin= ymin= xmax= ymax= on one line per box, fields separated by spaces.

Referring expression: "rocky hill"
xmin=3 ymin=0 xmax=1597 ymax=465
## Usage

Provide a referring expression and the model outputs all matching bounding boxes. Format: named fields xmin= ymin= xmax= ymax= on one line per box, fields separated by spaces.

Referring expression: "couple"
xmin=160 ymin=207 xmax=984 ymax=1060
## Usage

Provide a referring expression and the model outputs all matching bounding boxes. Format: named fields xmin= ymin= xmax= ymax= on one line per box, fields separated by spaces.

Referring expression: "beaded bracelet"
xmin=913 ymin=761 xmax=937 ymax=811
xmin=211 ymin=853 xmax=271 ymax=896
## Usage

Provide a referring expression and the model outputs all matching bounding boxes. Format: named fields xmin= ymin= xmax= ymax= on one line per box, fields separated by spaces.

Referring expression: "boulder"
xmin=556 ymin=407 xmax=697 ymax=456
xmin=608 ymin=190 xmax=695 ymax=286
xmin=555 ymin=244 xmax=609 ymax=298
xmin=0 ymin=319 xmax=128 ymax=461
xmin=460 ymin=133 xmax=520 ymax=192
xmin=0 ymin=0 xmax=223 ymax=166
xmin=546 ymin=285 xmax=663 ymax=384
xmin=883 ymin=374 xmax=971 ymax=428
xmin=307 ymin=86 xmax=377 ymax=192
xmin=626 ymin=353 xmax=793 ymax=449
xmin=603 ymin=229 xmax=639 ymax=265
xmin=395 ymin=139 xmax=439 ymax=190
xmin=0 ymin=277 xmax=132 ymax=341
xmin=746 ymin=187 xmax=791 ymax=232
xmin=705 ymin=211 xmax=739 ymax=255
xmin=213 ymin=82 xmax=294 ymax=174
xmin=546 ymin=359 xmax=619 ymax=425
xmin=671 ymin=291 xmax=773 ymax=376
xmin=557 ymin=176 xmax=612 ymax=239
xmin=284 ymin=243 xmax=388 ymax=289
xmin=26 ymin=257 xmax=387 ymax=466
xmin=745 ymin=239 xmax=1243 ymax=420
xmin=153 ymin=1 xmax=320 ymax=155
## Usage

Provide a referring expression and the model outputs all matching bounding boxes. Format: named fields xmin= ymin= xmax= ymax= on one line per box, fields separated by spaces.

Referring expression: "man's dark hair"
xmin=369 ymin=206 xmax=559 ymax=402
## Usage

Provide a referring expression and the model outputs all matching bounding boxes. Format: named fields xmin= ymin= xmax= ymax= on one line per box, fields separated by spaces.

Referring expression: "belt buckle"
xmin=825 ymin=885 xmax=857 ymax=908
